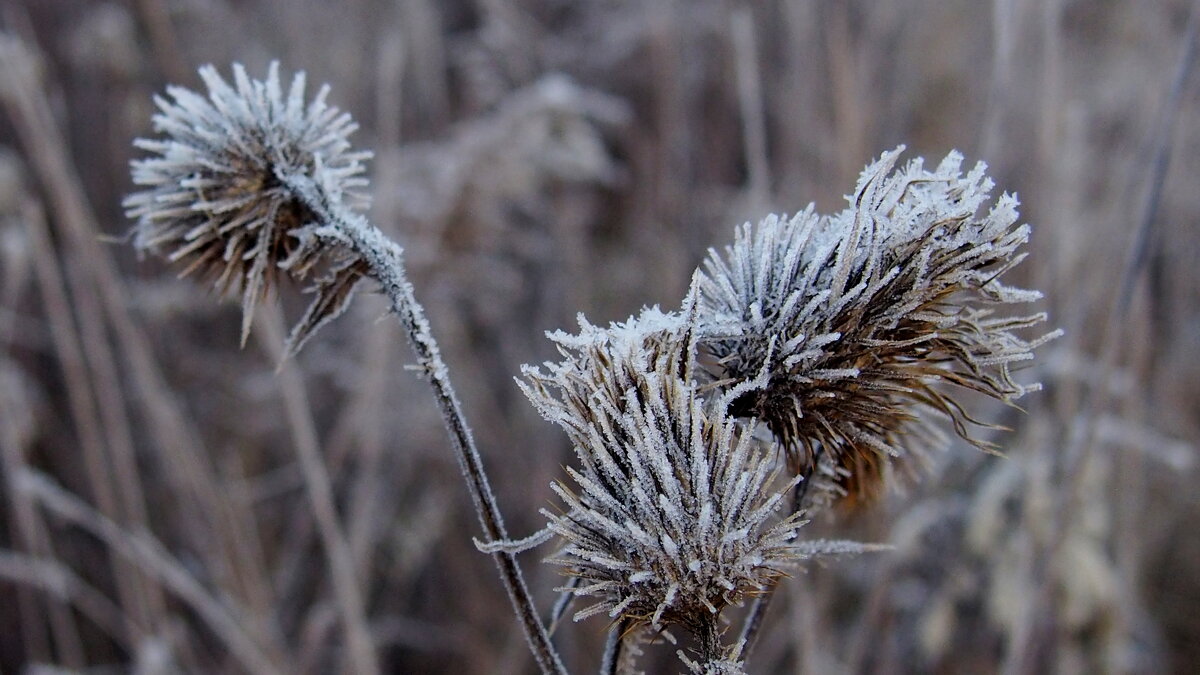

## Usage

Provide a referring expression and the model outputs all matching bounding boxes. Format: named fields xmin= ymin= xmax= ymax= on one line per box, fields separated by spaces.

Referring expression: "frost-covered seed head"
xmin=124 ymin=62 xmax=371 ymax=343
xmin=696 ymin=148 xmax=1060 ymax=506
xmin=521 ymin=309 xmax=864 ymax=632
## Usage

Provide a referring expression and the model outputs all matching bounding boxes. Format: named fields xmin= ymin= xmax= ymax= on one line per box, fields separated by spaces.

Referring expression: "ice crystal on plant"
xmin=679 ymin=653 xmax=747 ymax=675
xmin=696 ymin=147 xmax=1060 ymax=505
xmin=124 ymin=62 xmax=371 ymax=345
xmin=521 ymin=308 xmax=872 ymax=633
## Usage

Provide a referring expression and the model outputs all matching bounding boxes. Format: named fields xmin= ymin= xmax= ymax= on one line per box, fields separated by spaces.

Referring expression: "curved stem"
xmin=599 ymin=619 xmax=627 ymax=675
xmin=737 ymin=592 xmax=773 ymax=658
xmin=547 ymin=576 xmax=580 ymax=637
xmin=284 ymin=173 xmax=567 ymax=675
xmin=738 ymin=484 xmax=805 ymax=662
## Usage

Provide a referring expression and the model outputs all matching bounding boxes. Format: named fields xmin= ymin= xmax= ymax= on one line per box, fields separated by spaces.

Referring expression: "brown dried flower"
xmin=520 ymin=308 xmax=878 ymax=637
xmin=124 ymin=62 xmax=370 ymax=345
xmin=695 ymin=148 xmax=1060 ymax=506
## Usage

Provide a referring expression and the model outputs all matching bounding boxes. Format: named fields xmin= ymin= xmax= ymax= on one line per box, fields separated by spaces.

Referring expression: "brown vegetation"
xmin=0 ymin=1 xmax=1197 ymax=673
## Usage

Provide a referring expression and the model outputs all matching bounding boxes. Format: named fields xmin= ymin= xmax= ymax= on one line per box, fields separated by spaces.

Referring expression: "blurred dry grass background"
xmin=0 ymin=0 xmax=1197 ymax=673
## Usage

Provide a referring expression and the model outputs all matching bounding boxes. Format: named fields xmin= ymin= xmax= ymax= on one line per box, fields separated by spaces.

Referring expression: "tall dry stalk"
xmin=123 ymin=62 xmax=565 ymax=674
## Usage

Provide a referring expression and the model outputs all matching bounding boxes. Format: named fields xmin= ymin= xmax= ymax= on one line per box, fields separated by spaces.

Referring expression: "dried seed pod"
xmin=125 ymin=62 xmax=371 ymax=346
xmin=696 ymin=148 xmax=1060 ymax=505
xmin=521 ymin=309 xmax=875 ymax=633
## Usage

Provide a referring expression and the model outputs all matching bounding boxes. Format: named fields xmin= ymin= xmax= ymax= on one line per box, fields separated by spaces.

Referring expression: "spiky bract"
xmin=125 ymin=62 xmax=371 ymax=343
xmin=696 ymin=148 xmax=1059 ymax=505
xmin=521 ymin=309 xmax=858 ymax=631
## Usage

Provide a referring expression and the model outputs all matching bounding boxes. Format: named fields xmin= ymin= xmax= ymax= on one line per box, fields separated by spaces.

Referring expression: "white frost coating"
xmin=125 ymin=62 xmax=371 ymax=347
xmin=524 ymin=310 xmax=865 ymax=631
xmin=127 ymin=61 xmax=570 ymax=675
xmin=694 ymin=146 xmax=1058 ymax=504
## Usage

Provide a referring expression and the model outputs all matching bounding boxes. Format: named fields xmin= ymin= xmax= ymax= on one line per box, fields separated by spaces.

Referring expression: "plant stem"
xmin=696 ymin=611 xmax=724 ymax=669
xmin=284 ymin=172 xmax=567 ymax=675
xmin=599 ymin=619 xmax=626 ymax=675
xmin=738 ymin=486 xmax=804 ymax=661
xmin=18 ymin=470 xmax=281 ymax=675
xmin=737 ymin=592 xmax=772 ymax=657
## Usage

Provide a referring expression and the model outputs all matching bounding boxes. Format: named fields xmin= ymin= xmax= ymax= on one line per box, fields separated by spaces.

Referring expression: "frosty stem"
xmin=599 ymin=619 xmax=627 ymax=675
xmin=282 ymin=172 xmax=567 ymax=675
xmin=737 ymin=592 xmax=773 ymax=657
xmin=695 ymin=611 xmax=725 ymax=670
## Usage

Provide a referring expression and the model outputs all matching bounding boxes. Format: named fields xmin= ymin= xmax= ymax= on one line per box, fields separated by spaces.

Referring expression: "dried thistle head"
xmin=124 ymin=62 xmax=371 ymax=345
xmin=520 ymin=309 xmax=870 ymax=633
xmin=696 ymin=148 xmax=1060 ymax=506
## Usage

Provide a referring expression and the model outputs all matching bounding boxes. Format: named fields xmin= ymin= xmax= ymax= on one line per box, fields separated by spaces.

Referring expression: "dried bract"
xmin=124 ymin=62 xmax=371 ymax=344
xmin=696 ymin=148 xmax=1059 ymax=505
xmin=521 ymin=309 xmax=867 ymax=633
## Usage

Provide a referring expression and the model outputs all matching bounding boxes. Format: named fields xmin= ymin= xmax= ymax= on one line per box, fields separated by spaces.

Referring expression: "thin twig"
xmin=0 ymin=388 xmax=86 ymax=666
xmin=16 ymin=192 xmax=145 ymax=644
xmin=256 ymin=306 xmax=381 ymax=675
xmin=283 ymin=172 xmax=567 ymax=675
xmin=0 ymin=551 xmax=130 ymax=648
xmin=547 ymin=576 xmax=580 ymax=637
xmin=736 ymin=592 xmax=773 ymax=658
xmin=56 ymin=152 xmax=166 ymax=631
xmin=346 ymin=323 xmax=394 ymax=581
xmin=18 ymin=469 xmax=281 ymax=675
xmin=737 ymin=484 xmax=807 ymax=662
xmin=599 ymin=619 xmax=627 ymax=675
xmin=1056 ymin=0 xmax=1199 ymax=574
xmin=130 ymin=0 xmax=189 ymax=83
xmin=1006 ymin=4 xmax=1200 ymax=673
xmin=1 ymin=206 xmax=86 ymax=667
xmin=343 ymin=32 xmax=404 ymax=560
xmin=0 ymin=33 xmax=285 ymax=660
xmin=731 ymin=6 xmax=770 ymax=212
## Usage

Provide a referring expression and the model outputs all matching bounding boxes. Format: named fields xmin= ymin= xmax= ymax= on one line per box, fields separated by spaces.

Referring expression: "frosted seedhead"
xmin=696 ymin=148 xmax=1060 ymax=506
xmin=521 ymin=309 xmax=870 ymax=632
xmin=124 ymin=62 xmax=371 ymax=345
